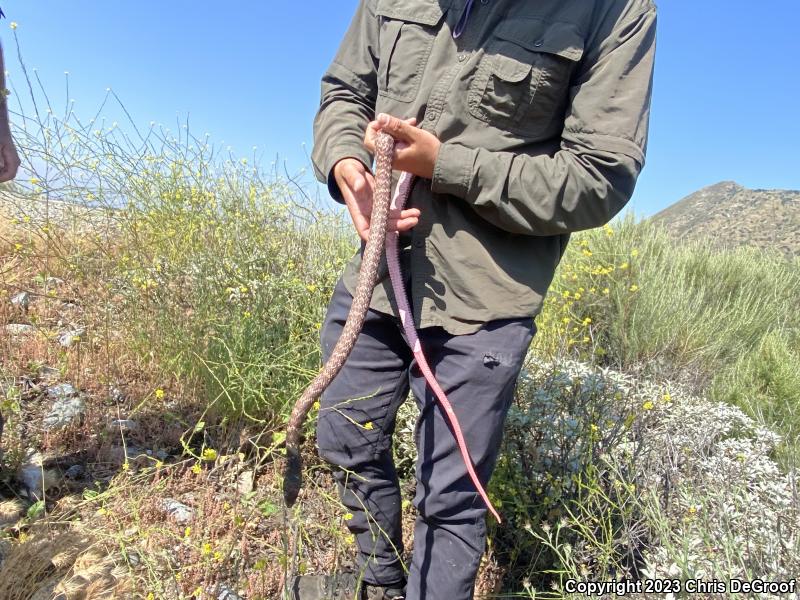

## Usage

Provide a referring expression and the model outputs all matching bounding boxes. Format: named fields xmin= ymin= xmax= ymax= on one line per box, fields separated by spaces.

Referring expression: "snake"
xmin=282 ymin=131 xmax=501 ymax=524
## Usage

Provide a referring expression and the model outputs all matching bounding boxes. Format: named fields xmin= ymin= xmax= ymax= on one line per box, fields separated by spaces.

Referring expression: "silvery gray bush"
xmin=394 ymin=358 xmax=799 ymax=593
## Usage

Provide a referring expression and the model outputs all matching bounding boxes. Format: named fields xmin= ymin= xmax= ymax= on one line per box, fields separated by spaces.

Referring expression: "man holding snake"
xmin=306 ymin=1 xmax=656 ymax=597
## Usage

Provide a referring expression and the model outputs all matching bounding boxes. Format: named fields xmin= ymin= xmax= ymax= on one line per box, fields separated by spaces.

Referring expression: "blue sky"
xmin=3 ymin=1 xmax=799 ymax=216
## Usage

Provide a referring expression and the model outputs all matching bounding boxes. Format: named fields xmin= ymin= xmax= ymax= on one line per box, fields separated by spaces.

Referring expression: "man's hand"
xmin=334 ymin=116 xmax=421 ymax=242
xmin=365 ymin=113 xmax=441 ymax=180
xmin=0 ymin=131 xmax=20 ymax=182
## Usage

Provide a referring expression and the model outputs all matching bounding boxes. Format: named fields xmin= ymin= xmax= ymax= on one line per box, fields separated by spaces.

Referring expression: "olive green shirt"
xmin=312 ymin=0 xmax=657 ymax=334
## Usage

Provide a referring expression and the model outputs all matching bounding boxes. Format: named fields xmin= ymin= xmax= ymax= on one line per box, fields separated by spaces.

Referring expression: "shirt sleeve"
xmin=311 ymin=0 xmax=380 ymax=204
xmin=431 ymin=4 xmax=657 ymax=235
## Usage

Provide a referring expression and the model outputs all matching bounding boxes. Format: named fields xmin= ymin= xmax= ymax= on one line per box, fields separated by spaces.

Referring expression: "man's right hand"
xmin=333 ymin=157 xmax=420 ymax=243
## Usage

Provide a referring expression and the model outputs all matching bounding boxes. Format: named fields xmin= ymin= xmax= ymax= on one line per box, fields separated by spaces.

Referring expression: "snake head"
xmin=283 ymin=446 xmax=302 ymax=508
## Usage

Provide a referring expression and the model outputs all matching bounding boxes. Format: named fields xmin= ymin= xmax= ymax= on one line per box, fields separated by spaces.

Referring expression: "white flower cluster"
xmin=506 ymin=358 xmax=799 ymax=588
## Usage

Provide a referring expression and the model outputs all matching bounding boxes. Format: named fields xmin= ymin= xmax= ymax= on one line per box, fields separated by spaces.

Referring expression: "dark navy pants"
xmin=316 ymin=279 xmax=535 ymax=600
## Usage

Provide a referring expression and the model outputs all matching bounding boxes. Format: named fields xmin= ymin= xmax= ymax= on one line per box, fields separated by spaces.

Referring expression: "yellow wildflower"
xmin=191 ymin=463 xmax=202 ymax=475
xmin=642 ymin=400 xmax=654 ymax=410
xmin=155 ymin=388 xmax=165 ymax=400
xmin=630 ymin=284 xmax=639 ymax=292
xmin=202 ymin=448 xmax=218 ymax=461
xmin=10 ymin=22 xmax=18 ymax=30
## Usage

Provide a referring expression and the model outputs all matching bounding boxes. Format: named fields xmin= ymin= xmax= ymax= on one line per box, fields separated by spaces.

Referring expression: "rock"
xmin=29 ymin=576 xmax=61 ymax=600
xmin=126 ymin=550 xmax=141 ymax=567
xmin=38 ymin=365 xmax=61 ymax=382
xmin=0 ymin=538 xmax=10 ymax=569
xmin=106 ymin=445 xmax=148 ymax=467
xmin=4 ymin=323 xmax=35 ymax=336
xmin=11 ymin=291 xmax=30 ymax=310
xmin=45 ymin=276 xmax=65 ymax=287
xmin=64 ymin=464 xmax=85 ymax=479
xmin=43 ymin=395 xmax=85 ymax=430
xmin=216 ymin=583 xmax=243 ymax=600
xmin=110 ymin=419 xmax=138 ymax=432
xmin=59 ymin=327 xmax=86 ymax=348
xmin=46 ymin=383 xmax=78 ymax=400
xmin=18 ymin=450 xmax=60 ymax=500
xmin=161 ymin=499 xmax=194 ymax=524
xmin=237 ymin=470 xmax=255 ymax=495
xmin=108 ymin=386 xmax=125 ymax=404
xmin=155 ymin=449 xmax=169 ymax=461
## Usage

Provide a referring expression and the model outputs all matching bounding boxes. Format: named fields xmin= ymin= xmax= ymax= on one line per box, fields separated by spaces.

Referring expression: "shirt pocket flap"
xmin=376 ymin=0 xmax=452 ymax=26
xmin=494 ymin=18 xmax=585 ymax=62
xmin=492 ymin=53 xmax=533 ymax=82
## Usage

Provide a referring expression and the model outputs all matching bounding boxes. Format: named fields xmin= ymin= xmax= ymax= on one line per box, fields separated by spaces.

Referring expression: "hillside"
xmin=651 ymin=181 xmax=800 ymax=257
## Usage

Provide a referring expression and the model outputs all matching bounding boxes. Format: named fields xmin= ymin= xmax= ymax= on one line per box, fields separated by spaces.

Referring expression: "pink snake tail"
xmin=386 ymin=170 xmax=502 ymax=524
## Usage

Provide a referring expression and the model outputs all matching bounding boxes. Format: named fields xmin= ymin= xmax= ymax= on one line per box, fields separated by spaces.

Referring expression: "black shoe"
xmin=290 ymin=574 xmax=405 ymax=600
xmin=361 ymin=582 xmax=405 ymax=600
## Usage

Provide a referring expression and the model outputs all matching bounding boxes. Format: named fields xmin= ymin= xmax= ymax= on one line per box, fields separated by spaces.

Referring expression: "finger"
xmin=376 ymin=113 xmax=414 ymax=142
xmin=364 ymin=119 xmax=384 ymax=153
xmin=388 ymin=207 xmax=420 ymax=220
xmin=390 ymin=216 xmax=420 ymax=232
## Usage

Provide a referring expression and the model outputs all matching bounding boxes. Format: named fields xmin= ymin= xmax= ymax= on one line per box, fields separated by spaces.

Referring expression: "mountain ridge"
xmin=651 ymin=181 xmax=800 ymax=257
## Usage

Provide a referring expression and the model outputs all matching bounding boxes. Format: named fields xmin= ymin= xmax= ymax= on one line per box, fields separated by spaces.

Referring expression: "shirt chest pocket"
xmin=376 ymin=0 xmax=450 ymax=103
xmin=468 ymin=18 xmax=585 ymax=138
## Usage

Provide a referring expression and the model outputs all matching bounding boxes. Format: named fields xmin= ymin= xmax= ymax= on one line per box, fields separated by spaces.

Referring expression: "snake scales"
xmin=282 ymin=131 xmax=500 ymax=523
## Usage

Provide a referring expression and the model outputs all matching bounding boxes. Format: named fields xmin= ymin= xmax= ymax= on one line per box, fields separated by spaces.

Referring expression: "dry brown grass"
xmin=0 ymin=522 xmax=131 ymax=599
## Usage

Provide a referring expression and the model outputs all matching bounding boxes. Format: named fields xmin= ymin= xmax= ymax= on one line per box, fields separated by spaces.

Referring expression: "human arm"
xmin=311 ymin=0 xmax=420 ymax=241
xmin=430 ymin=4 xmax=657 ymax=236
xmin=0 ymin=41 xmax=20 ymax=182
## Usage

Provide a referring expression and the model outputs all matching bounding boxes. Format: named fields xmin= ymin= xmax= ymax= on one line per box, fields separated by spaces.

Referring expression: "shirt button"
xmin=414 ymin=240 xmax=424 ymax=247
xmin=458 ymin=54 xmax=466 ymax=62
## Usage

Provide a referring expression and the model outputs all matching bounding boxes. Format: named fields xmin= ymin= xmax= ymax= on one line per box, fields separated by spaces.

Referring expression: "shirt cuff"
xmin=431 ymin=141 xmax=477 ymax=199
xmin=323 ymin=145 xmax=374 ymax=204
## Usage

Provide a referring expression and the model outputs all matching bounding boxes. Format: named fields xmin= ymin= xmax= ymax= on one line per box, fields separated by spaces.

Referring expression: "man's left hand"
xmin=364 ymin=113 xmax=441 ymax=180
